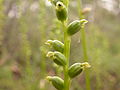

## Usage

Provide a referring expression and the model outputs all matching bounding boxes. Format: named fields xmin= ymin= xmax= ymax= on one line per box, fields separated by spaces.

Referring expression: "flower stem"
xmin=81 ymin=28 xmax=91 ymax=90
xmin=77 ymin=0 xmax=91 ymax=90
xmin=63 ymin=21 xmax=71 ymax=90
xmin=39 ymin=0 xmax=46 ymax=77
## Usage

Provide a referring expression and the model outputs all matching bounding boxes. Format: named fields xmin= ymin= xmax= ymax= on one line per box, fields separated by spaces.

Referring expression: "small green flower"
xmin=45 ymin=40 xmax=64 ymax=53
xmin=47 ymin=51 xmax=66 ymax=66
xmin=46 ymin=76 xmax=64 ymax=90
xmin=56 ymin=1 xmax=67 ymax=22
xmin=67 ymin=19 xmax=88 ymax=36
xmin=68 ymin=62 xmax=91 ymax=78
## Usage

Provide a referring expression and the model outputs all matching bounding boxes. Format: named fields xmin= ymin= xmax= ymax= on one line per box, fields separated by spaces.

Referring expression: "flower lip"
xmin=56 ymin=1 xmax=65 ymax=11
xmin=46 ymin=51 xmax=54 ymax=58
xmin=81 ymin=62 xmax=91 ymax=69
xmin=58 ymin=3 xmax=62 ymax=6
xmin=45 ymin=40 xmax=53 ymax=46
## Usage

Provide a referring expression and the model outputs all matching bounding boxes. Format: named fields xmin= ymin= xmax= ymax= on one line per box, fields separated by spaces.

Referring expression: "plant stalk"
xmin=39 ymin=0 xmax=46 ymax=77
xmin=77 ymin=0 xmax=91 ymax=90
xmin=63 ymin=21 xmax=71 ymax=90
xmin=62 ymin=0 xmax=71 ymax=89
xmin=81 ymin=28 xmax=91 ymax=90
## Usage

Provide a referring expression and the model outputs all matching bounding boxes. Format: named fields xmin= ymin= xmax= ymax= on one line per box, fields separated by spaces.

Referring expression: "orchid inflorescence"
xmin=44 ymin=0 xmax=91 ymax=90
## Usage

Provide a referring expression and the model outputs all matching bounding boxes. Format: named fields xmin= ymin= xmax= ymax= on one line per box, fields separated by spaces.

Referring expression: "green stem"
xmin=39 ymin=0 xmax=46 ymax=77
xmin=77 ymin=0 xmax=91 ymax=90
xmin=63 ymin=0 xmax=71 ymax=89
xmin=63 ymin=21 xmax=71 ymax=90
xmin=81 ymin=29 xmax=91 ymax=90
xmin=81 ymin=29 xmax=88 ymax=61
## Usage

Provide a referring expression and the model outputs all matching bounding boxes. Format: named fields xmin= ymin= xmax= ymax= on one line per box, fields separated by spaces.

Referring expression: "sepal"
xmin=47 ymin=51 xmax=66 ymax=66
xmin=46 ymin=76 xmax=64 ymax=90
xmin=68 ymin=62 xmax=91 ymax=78
xmin=56 ymin=1 xmax=67 ymax=22
xmin=45 ymin=40 xmax=64 ymax=53
xmin=67 ymin=19 xmax=88 ymax=36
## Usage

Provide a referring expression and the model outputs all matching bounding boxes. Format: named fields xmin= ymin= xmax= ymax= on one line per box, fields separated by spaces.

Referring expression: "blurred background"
xmin=0 ymin=0 xmax=120 ymax=90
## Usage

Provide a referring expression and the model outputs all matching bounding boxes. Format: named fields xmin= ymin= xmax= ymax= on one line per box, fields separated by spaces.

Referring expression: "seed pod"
xmin=47 ymin=51 xmax=66 ymax=66
xmin=45 ymin=40 xmax=64 ymax=53
xmin=46 ymin=76 xmax=64 ymax=90
xmin=68 ymin=62 xmax=91 ymax=78
xmin=56 ymin=1 xmax=67 ymax=22
xmin=67 ymin=19 xmax=88 ymax=36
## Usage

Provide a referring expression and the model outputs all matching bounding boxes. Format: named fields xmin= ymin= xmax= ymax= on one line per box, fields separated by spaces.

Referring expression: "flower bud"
xmin=47 ymin=51 xmax=66 ymax=66
xmin=45 ymin=40 xmax=64 ymax=53
xmin=67 ymin=19 xmax=88 ymax=36
xmin=68 ymin=62 xmax=91 ymax=78
xmin=46 ymin=76 xmax=64 ymax=90
xmin=56 ymin=1 xmax=67 ymax=22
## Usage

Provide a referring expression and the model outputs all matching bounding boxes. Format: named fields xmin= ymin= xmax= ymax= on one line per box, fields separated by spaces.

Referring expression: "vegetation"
xmin=0 ymin=0 xmax=120 ymax=90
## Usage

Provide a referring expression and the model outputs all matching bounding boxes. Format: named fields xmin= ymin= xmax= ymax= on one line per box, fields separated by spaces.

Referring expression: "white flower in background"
xmin=100 ymin=0 xmax=119 ymax=14
xmin=30 ymin=1 xmax=39 ymax=12
xmin=45 ymin=0 xmax=52 ymax=7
